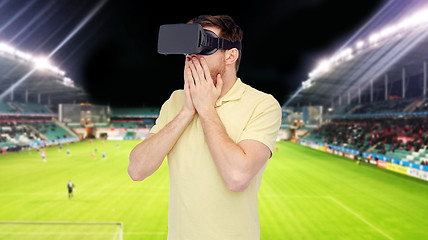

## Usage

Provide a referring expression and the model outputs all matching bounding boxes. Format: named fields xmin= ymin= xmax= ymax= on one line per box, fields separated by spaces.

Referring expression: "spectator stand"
xmin=0 ymin=101 xmax=78 ymax=152
xmin=108 ymin=107 xmax=159 ymax=140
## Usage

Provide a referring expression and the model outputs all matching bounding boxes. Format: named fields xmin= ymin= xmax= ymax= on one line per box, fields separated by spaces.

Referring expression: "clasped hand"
xmin=183 ymin=56 xmax=223 ymax=117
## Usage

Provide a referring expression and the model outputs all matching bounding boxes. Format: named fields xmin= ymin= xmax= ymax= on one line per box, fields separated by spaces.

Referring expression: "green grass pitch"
xmin=1 ymin=140 xmax=428 ymax=239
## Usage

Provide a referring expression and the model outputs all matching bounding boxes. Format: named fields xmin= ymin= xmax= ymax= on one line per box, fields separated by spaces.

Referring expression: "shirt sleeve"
xmin=238 ymin=95 xmax=282 ymax=153
xmin=149 ymin=96 xmax=171 ymax=135
xmin=149 ymin=90 xmax=183 ymax=135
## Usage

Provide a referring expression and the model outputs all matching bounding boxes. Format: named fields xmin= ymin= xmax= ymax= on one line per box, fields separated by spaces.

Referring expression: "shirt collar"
xmin=215 ymin=78 xmax=246 ymax=107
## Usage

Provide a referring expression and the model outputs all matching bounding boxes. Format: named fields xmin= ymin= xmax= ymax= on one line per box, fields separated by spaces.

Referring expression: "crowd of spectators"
xmin=0 ymin=122 xmax=37 ymax=143
xmin=308 ymin=117 xmax=428 ymax=154
xmin=0 ymin=118 xmax=70 ymax=147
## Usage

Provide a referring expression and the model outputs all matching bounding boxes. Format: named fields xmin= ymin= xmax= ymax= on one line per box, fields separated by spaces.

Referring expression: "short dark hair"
xmin=188 ymin=15 xmax=243 ymax=72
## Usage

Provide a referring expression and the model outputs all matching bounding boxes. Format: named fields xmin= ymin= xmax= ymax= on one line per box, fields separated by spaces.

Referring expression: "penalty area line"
xmin=328 ymin=196 xmax=394 ymax=240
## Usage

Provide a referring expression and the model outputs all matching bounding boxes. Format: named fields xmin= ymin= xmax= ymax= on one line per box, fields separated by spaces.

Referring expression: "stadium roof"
xmin=285 ymin=0 xmax=428 ymax=107
xmin=0 ymin=0 xmax=387 ymax=108
xmin=0 ymin=52 xmax=88 ymax=105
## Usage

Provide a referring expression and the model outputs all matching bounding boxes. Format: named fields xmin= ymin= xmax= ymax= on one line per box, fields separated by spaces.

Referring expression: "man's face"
xmin=185 ymin=26 xmax=225 ymax=86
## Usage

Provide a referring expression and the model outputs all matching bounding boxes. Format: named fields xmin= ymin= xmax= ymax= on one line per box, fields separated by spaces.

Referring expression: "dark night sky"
xmin=0 ymin=0 xmax=384 ymax=107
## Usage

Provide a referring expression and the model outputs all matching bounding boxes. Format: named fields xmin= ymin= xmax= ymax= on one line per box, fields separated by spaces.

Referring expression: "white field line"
xmin=0 ymin=191 xmax=167 ymax=197
xmin=259 ymin=194 xmax=330 ymax=199
xmin=113 ymin=227 xmax=121 ymax=240
xmin=124 ymin=231 xmax=167 ymax=235
xmin=260 ymin=194 xmax=394 ymax=240
xmin=0 ymin=231 xmax=166 ymax=235
xmin=328 ymin=196 xmax=394 ymax=240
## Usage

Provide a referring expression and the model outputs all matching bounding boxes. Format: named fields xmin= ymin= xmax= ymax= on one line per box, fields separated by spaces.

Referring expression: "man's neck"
xmin=219 ymin=73 xmax=238 ymax=99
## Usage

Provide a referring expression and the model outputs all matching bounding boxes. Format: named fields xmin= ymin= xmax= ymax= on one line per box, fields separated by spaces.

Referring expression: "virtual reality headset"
xmin=157 ymin=23 xmax=242 ymax=55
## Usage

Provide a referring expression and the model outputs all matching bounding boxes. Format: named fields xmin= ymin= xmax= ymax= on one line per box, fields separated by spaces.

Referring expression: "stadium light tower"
xmin=33 ymin=57 xmax=50 ymax=70
xmin=0 ymin=0 xmax=108 ymax=101
xmin=305 ymin=2 xmax=428 ymax=87
xmin=285 ymin=0 xmax=428 ymax=107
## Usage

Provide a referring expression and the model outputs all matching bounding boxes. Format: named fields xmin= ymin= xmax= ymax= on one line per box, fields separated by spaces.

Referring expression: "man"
xmin=41 ymin=150 xmax=46 ymax=162
xmin=67 ymin=180 xmax=75 ymax=200
xmin=128 ymin=15 xmax=282 ymax=240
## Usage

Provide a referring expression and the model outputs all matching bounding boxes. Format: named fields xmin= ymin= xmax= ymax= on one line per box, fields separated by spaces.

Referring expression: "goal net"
xmin=0 ymin=221 xmax=123 ymax=240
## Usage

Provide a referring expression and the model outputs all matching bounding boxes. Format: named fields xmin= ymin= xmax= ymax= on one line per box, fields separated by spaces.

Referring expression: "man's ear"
xmin=225 ymin=48 xmax=239 ymax=66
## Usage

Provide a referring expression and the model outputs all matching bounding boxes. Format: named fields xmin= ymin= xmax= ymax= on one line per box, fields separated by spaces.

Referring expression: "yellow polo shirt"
xmin=150 ymin=78 xmax=282 ymax=240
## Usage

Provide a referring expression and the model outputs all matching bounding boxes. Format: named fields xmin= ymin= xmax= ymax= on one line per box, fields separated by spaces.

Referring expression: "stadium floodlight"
xmin=283 ymin=2 xmax=428 ymax=107
xmin=368 ymin=32 xmax=381 ymax=44
xmin=15 ymin=50 xmax=32 ymax=61
xmin=32 ymin=56 xmax=67 ymax=76
xmin=356 ymin=40 xmax=365 ymax=49
xmin=302 ymin=79 xmax=313 ymax=89
xmin=304 ymin=3 xmax=428 ymax=87
xmin=0 ymin=1 xmax=110 ymax=101
xmin=63 ymin=77 xmax=74 ymax=87
xmin=49 ymin=65 xmax=60 ymax=73
xmin=0 ymin=41 xmax=68 ymax=77
xmin=48 ymin=66 xmax=66 ymax=76
xmin=0 ymin=42 xmax=15 ymax=54
xmin=310 ymin=59 xmax=332 ymax=78
xmin=379 ymin=25 xmax=397 ymax=38
xmin=335 ymin=48 xmax=353 ymax=62
xmin=33 ymin=57 xmax=51 ymax=70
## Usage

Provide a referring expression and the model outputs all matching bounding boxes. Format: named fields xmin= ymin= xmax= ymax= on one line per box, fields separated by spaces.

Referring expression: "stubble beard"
xmin=210 ymin=62 xmax=226 ymax=87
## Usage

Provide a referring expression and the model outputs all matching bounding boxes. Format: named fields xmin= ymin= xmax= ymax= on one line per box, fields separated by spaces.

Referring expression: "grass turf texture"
xmin=0 ymin=140 xmax=427 ymax=239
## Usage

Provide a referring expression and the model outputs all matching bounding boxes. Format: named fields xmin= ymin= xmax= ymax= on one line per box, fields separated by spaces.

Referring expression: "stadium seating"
xmin=110 ymin=107 xmax=160 ymax=118
xmin=303 ymin=117 xmax=428 ymax=164
xmin=112 ymin=122 xmax=138 ymax=129
xmin=0 ymin=100 xmax=79 ymax=151
xmin=300 ymin=97 xmax=427 ymax=167
xmin=352 ymin=98 xmax=414 ymax=114
xmin=325 ymin=97 xmax=428 ymax=119
xmin=103 ymin=107 xmax=159 ymax=140
xmin=0 ymin=101 xmax=16 ymax=113
xmin=28 ymin=122 xmax=72 ymax=140
xmin=13 ymin=102 xmax=54 ymax=115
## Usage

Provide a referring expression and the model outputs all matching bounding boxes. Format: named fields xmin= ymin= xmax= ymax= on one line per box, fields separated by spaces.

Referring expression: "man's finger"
xmin=199 ymin=57 xmax=212 ymax=84
xmin=184 ymin=60 xmax=195 ymax=86
xmin=192 ymin=57 xmax=207 ymax=82
xmin=188 ymin=59 xmax=200 ymax=85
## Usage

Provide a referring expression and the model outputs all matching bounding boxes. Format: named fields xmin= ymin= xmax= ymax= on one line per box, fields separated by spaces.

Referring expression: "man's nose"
xmin=186 ymin=54 xmax=200 ymax=60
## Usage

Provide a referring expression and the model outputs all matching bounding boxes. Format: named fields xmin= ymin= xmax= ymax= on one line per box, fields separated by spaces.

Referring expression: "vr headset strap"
xmin=216 ymin=37 xmax=242 ymax=51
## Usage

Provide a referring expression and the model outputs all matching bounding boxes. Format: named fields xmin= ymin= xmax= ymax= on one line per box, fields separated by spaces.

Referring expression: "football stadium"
xmin=1 ymin=1 xmax=428 ymax=240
